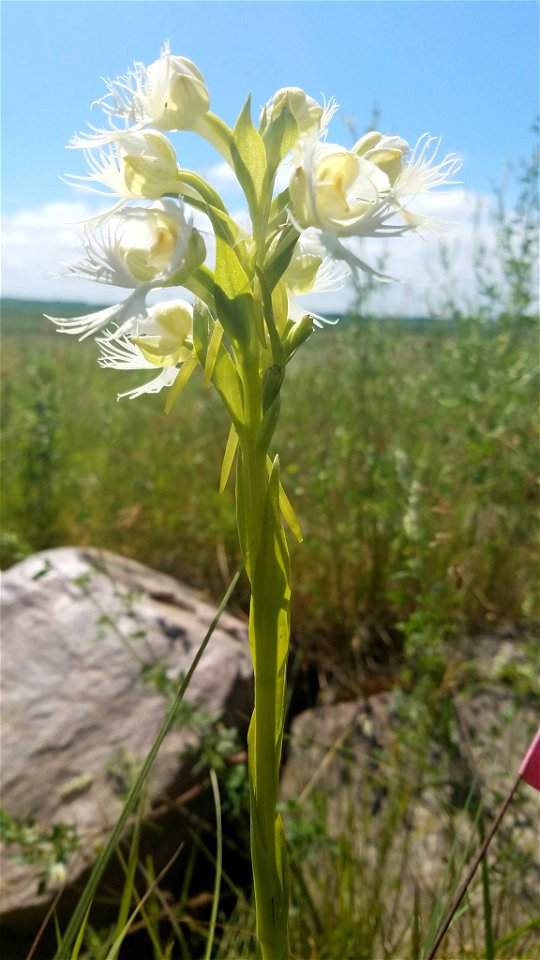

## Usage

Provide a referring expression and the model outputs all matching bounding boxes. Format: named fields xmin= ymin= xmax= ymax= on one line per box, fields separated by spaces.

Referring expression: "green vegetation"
xmin=1 ymin=137 xmax=538 ymax=959
xmin=1 ymin=304 xmax=537 ymax=652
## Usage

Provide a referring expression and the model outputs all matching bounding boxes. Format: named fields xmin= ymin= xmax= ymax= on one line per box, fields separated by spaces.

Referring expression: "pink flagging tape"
xmin=519 ymin=727 xmax=540 ymax=791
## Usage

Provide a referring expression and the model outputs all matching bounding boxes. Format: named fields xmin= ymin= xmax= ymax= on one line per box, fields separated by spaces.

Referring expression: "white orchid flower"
xmin=97 ymin=299 xmax=194 ymax=399
xmin=48 ymin=201 xmax=205 ymax=339
xmin=65 ymin=131 xmax=183 ymax=207
xmin=390 ymin=133 xmax=462 ymax=200
xmin=70 ymin=43 xmax=210 ymax=149
xmin=289 ymin=131 xmax=461 ymax=277
xmin=289 ymin=140 xmax=404 ymax=238
xmin=284 ymin=229 xmax=349 ymax=294
xmin=284 ymin=229 xmax=350 ymax=328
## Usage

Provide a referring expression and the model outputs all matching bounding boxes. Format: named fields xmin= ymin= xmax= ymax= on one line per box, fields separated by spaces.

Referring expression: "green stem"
xmin=237 ymin=354 xmax=290 ymax=959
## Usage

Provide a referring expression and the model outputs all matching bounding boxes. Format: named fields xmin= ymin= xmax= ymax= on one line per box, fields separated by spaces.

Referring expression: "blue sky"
xmin=2 ymin=0 xmax=539 ymax=312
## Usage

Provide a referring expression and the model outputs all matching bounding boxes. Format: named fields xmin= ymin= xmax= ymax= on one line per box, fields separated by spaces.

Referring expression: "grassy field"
xmin=1 ymin=300 xmax=538 ymax=655
xmin=1 ymin=295 xmax=539 ymax=958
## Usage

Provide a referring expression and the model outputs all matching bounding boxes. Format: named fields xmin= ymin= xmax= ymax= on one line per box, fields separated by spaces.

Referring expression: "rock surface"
xmin=0 ymin=547 xmax=252 ymax=927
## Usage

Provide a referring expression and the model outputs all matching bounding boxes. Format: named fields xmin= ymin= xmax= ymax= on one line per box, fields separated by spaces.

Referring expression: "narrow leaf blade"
xmin=219 ymin=424 xmax=239 ymax=493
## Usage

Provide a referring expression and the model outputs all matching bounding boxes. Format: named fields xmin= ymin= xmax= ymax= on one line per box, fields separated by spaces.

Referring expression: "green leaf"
xmin=108 ymin=812 xmax=142 ymax=960
xmin=204 ymin=321 xmax=224 ymax=388
xmin=164 ymin=355 xmax=198 ymax=415
xmin=219 ymin=424 xmax=239 ymax=493
xmin=69 ymin=906 xmax=91 ymax=960
xmin=264 ymin=225 xmax=300 ymax=291
xmin=204 ymin=770 xmax=222 ymax=960
xmin=274 ymin=812 xmax=290 ymax=922
xmin=255 ymin=267 xmax=286 ymax=369
xmin=203 ymin=201 xmax=241 ymax=248
xmin=251 ymin=456 xmax=291 ymax=679
xmin=269 ymin=187 xmax=290 ymax=222
xmin=212 ymin=348 xmax=245 ymax=427
xmin=266 ymin=456 xmax=303 ymax=543
xmin=193 ymin=298 xmax=244 ymax=425
xmin=179 ymin=266 xmax=216 ymax=313
xmin=192 ymin=298 xmax=211 ymax=366
xmin=214 ymin=237 xmax=254 ymax=345
xmin=231 ymin=94 xmax=267 ymax=211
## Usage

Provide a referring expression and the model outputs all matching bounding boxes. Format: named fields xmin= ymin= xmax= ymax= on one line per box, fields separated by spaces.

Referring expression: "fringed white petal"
xmin=323 ymin=237 xmax=394 ymax=283
xmin=393 ymin=134 xmax=462 ymax=198
xmin=312 ymin=256 xmax=351 ymax=293
xmin=288 ymin=300 xmax=340 ymax=329
xmin=69 ymin=119 xmax=150 ymax=151
xmin=47 ymin=287 xmax=150 ymax=341
xmin=117 ymin=366 xmax=179 ymax=401
xmin=64 ymin=147 xmax=130 ymax=198
xmin=96 ymin=333 xmax=154 ymax=370
xmin=320 ymin=96 xmax=339 ymax=134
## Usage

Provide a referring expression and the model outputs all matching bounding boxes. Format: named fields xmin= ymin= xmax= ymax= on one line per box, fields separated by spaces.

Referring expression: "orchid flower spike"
xmin=70 ymin=44 xmax=210 ymax=149
xmin=289 ymin=130 xmax=461 ymax=278
xmin=283 ymin=229 xmax=350 ymax=327
xmin=48 ymin=201 xmax=205 ymax=340
xmin=65 ymin=131 xmax=184 ymax=209
xmin=97 ymin=299 xmax=195 ymax=399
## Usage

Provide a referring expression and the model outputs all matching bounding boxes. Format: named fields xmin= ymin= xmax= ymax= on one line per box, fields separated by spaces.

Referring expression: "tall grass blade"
xmin=425 ymin=772 xmax=522 ymax=960
xmin=69 ymin=906 xmax=91 ymax=960
xmin=204 ymin=769 xmax=223 ymax=960
xmin=479 ymin=818 xmax=495 ymax=960
xmin=107 ymin=811 xmax=142 ymax=960
xmin=53 ymin=565 xmax=242 ymax=960
xmin=494 ymin=917 xmax=540 ymax=952
xmin=105 ymin=839 xmax=185 ymax=959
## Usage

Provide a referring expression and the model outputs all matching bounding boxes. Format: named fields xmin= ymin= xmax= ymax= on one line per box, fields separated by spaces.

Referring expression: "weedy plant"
xmin=47 ymin=45 xmax=460 ymax=957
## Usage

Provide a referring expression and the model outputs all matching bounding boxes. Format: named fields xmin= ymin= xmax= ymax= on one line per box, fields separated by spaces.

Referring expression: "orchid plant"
xmin=51 ymin=44 xmax=460 ymax=959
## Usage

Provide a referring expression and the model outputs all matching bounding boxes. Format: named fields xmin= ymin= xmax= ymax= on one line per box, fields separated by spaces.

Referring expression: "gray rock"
xmin=0 ymin=547 xmax=252 ymax=925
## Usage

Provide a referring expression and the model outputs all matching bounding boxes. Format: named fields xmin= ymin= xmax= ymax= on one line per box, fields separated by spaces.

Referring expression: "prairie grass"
xmin=1 ymin=305 xmax=538 ymax=661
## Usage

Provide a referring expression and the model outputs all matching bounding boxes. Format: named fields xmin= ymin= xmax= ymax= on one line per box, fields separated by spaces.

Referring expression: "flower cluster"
xmin=51 ymin=44 xmax=460 ymax=399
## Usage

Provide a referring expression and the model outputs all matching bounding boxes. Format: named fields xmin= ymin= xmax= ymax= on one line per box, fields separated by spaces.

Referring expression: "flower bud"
xmin=146 ymin=54 xmax=210 ymax=130
xmin=134 ymin=300 xmax=194 ymax=367
xmin=114 ymin=201 xmax=205 ymax=284
xmin=284 ymin=313 xmax=313 ymax=356
xmin=354 ymin=131 xmax=410 ymax=184
xmin=120 ymin=131 xmax=181 ymax=199
xmin=264 ymin=87 xmax=323 ymax=134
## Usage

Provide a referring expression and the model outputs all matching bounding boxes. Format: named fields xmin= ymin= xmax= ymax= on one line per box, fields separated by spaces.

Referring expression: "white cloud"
xmin=1 ymin=189 xmax=507 ymax=317
xmin=201 ymin=160 xmax=242 ymax=195
xmin=297 ymin=188 xmax=501 ymax=318
xmin=2 ymin=200 xmax=114 ymax=304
